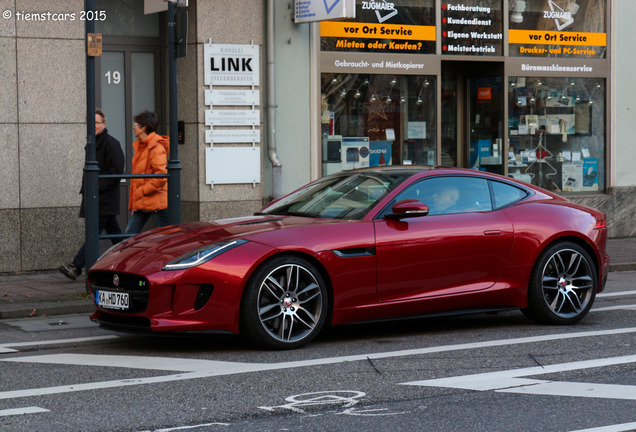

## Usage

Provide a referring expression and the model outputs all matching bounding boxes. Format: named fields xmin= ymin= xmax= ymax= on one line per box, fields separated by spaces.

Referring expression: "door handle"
xmin=484 ymin=230 xmax=501 ymax=236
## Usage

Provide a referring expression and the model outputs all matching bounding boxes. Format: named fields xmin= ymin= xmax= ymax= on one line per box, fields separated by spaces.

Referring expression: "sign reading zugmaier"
xmin=204 ymin=44 xmax=259 ymax=86
xmin=508 ymin=0 xmax=606 ymax=59
xmin=320 ymin=0 xmax=436 ymax=54
xmin=295 ymin=0 xmax=356 ymax=23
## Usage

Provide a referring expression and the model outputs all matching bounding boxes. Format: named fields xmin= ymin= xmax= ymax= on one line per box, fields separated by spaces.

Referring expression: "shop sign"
xmin=477 ymin=87 xmax=492 ymax=103
xmin=205 ymin=109 xmax=260 ymax=126
xmin=506 ymin=57 xmax=604 ymax=78
xmin=205 ymin=129 xmax=260 ymax=144
xmin=320 ymin=51 xmax=438 ymax=75
xmin=508 ymin=0 xmax=607 ymax=59
xmin=204 ymin=44 xmax=259 ymax=86
xmin=441 ymin=1 xmax=503 ymax=56
xmin=205 ymin=146 xmax=261 ymax=186
xmin=320 ymin=0 xmax=436 ymax=54
xmin=295 ymin=0 xmax=356 ymax=23
xmin=205 ymin=89 xmax=260 ymax=106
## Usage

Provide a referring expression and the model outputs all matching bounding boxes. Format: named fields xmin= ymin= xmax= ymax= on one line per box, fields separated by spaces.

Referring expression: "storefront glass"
xmin=317 ymin=0 xmax=609 ymax=194
xmin=507 ymin=76 xmax=605 ymax=193
xmin=320 ymin=1 xmax=436 ymax=54
xmin=508 ymin=0 xmax=607 ymax=59
xmin=441 ymin=0 xmax=503 ymax=56
xmin=321 ymin=73 xmax=437 ymax=175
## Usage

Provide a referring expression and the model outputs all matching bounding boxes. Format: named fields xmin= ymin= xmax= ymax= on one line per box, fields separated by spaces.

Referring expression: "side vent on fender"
xmin=194 ymin=284 xmax=214 ymax=310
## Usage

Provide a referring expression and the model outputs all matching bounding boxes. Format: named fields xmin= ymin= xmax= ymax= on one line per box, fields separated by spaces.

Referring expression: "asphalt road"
xmin=0 ymin=271 xmax=635 ymax=432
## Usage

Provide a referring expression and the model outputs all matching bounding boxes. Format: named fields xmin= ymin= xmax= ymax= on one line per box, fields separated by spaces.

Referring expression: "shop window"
xmin=96 ymin=0 xmax=160 ymax=37
xmin=321 ymin=74 xmax=437 ymax=176
xmin=508 ymin=0 xmax=607 ymax=59
xmin=507 ymin=77 xmax=605 ymax=193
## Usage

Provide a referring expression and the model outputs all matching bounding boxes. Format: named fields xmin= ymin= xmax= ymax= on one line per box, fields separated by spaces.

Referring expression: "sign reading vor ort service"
xmin=204 ymin=44 xmax=259 ymax=86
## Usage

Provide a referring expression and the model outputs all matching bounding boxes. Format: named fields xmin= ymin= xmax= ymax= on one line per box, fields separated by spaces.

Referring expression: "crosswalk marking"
xmin=0 ymin=335 xmax=118 ymax=354
xmin=1 ymin=327 xmax=636 ymax=400
xmin=0 ymin=406 xmax=49 ymax=417
xmin=401 ymin=354 xmax=636 ymax=400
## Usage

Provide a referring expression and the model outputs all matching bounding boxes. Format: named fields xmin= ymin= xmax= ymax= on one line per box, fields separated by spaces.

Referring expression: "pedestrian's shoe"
xmin=58 ymin=264 xmax=79 ymax=281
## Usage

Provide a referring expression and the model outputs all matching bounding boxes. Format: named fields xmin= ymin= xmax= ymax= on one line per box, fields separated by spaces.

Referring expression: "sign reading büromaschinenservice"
xmin=508 ymin=0 xmax=606 ymax=59
xmin=320 ymin=0 xmax=436 ymax=54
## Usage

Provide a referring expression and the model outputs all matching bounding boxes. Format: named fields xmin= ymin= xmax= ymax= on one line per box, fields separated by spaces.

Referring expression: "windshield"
xmin=263 ymin=172 xmax=411 ymax=220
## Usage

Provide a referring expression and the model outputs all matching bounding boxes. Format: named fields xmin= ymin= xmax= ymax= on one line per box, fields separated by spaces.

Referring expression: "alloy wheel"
xmin=540 ymin=248 xmax=594 ymax=319
xmin=256 ymin=263 xmax=324 ymax=344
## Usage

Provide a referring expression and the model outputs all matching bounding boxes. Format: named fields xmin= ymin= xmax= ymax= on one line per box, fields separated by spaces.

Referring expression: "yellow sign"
xmin=321 ymin=21 xmax=436 ymax=42
xmin=509 ymin=30 xmax=606 ymax=47
xmin=87 ymin=33 xmax=102 ymax=57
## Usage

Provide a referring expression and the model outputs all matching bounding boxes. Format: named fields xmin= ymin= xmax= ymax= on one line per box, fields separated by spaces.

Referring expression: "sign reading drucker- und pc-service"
xmin=508 ymin=0 xmax=607 ymax=59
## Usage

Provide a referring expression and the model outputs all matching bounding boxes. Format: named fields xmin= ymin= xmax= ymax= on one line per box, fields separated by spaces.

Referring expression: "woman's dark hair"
xmin=134 ymin=110 xmax=160 ymax=134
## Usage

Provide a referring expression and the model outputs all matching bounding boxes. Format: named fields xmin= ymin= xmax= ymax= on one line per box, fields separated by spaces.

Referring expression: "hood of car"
xmin=92 ymin=215 xmax=349 ymax=273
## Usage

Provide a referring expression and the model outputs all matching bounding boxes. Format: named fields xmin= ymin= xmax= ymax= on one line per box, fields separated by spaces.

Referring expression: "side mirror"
xmin=384 ymin=199 xmax=430 ymax=219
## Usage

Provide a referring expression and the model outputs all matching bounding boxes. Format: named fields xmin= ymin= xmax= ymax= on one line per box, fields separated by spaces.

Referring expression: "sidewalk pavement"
xmin=1 ymin=238 xmax=635 ymax=321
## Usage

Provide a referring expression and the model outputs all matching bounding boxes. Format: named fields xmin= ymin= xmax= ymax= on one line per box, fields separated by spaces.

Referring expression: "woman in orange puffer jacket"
xmin=125 ymin=110 xmax=170 ymax=234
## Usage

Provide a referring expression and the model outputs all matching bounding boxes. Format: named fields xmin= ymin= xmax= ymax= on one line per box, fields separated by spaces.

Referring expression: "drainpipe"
xmin=267 ymin=0 xmax=283 ymax=199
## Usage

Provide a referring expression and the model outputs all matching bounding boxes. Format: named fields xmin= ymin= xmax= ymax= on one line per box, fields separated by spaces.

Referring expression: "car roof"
xmin=338 ymin=165 xmax=544 ymax=195
xmin=339 ymin=166 xmax=504 ymax=181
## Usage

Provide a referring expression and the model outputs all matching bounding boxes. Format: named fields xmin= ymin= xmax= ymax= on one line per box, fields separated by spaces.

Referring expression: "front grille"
xmin=89 ymin=271 xmax=150 ymax=313
xmin=93 ymin=312 xmax=151 ymax=330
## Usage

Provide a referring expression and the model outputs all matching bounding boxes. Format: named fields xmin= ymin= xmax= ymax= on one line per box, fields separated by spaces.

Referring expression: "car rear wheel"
xmin=523 ymin=242 xmax=597 ymax=325
xmin=241 ymin=256 xmax=328 ymax=349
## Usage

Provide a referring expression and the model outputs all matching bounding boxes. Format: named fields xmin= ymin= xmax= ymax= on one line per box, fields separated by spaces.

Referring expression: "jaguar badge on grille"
xmin=113 ymin=274 xmax=120 ymax=287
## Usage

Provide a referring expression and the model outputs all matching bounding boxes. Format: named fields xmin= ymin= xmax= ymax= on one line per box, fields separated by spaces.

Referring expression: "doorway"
xmin=441 ymin=61 xmax=505 ymax=174
xmin=96 ymin=45 xmax=162 ymax=230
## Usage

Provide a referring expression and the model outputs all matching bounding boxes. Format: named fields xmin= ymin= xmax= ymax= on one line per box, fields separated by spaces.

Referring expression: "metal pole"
xmin=267 ymin=0 xmax=283 ymax=199
xmin=84 ymin=0 xmax=99 ymax=292
xmin=167 ymin=0 xmax=181 ymax=225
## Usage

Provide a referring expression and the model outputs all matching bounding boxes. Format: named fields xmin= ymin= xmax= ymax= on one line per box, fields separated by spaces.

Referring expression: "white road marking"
xmin=401 ymin=355 xmax=636 ymax=400
xmin=0 ymin=406 xmax=49 ymax=417
xmin=499 ymin=381 xmax=636 ymax=400
xmin=569 ymin=422 xmax=636 ymax=432
xmin=0 ymin=335 xmax=118 ymax=354
xmin=593 ymin=305 xmax=636 ymax=312
xmin=136 ymin=422 xmax=231 ymax=431
xmin=1 ymin=327 xmax=635 ymax=400
xmin=597 ymin=290 xmax=636 ymax=298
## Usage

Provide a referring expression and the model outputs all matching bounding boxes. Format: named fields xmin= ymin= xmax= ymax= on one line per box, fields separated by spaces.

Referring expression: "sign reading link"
xmin=204 ymin=43 xmax=260 ymax=87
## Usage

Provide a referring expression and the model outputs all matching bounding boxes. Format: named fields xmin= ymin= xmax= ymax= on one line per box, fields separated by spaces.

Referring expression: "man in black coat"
xmin=59 ymin=109 xmax=125 ymax=280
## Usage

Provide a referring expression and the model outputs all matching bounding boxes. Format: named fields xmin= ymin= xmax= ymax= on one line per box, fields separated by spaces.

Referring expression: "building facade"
xmin=0 ymin=0 xmax=634 ymax=273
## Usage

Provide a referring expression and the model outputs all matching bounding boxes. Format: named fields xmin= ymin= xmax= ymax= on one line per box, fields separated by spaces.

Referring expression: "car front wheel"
xmin=241 ymin=256 xmax=328 ymax=349
xmin=523 ymin=242 xmax=597 ymax=325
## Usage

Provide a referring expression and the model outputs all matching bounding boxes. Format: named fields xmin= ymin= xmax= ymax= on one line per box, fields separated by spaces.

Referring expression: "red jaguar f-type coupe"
xmin=89 ymin=167 xmax=609 ymax=349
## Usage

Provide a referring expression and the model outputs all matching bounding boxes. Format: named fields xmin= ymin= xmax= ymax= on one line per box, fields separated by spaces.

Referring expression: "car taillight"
xmin=595 ymin=214 xmax=607 ymax=229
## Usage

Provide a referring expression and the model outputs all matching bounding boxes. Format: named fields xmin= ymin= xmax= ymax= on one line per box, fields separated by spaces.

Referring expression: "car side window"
xmin=394 ymin=176 xmax=492 ymax=216
xmin=490 ymin=181 xmax=528 ymax=209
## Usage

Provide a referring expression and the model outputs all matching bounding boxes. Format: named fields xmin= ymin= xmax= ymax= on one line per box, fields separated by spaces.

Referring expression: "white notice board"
xmin=205 ymin=146 xmax=261 ymax=186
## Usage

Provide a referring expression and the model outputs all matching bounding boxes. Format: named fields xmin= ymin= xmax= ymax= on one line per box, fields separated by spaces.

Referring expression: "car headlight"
xmin=162 ymin=239 xmax=248 ymax=271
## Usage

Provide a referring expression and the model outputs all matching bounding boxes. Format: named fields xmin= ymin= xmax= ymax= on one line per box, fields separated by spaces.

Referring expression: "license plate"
xmin=96 ymin=290 xmax=130 ymax=310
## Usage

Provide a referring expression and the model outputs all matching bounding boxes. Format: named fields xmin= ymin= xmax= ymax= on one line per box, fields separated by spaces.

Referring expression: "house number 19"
xmin=105 ymin=71 xmax=121 ymax=85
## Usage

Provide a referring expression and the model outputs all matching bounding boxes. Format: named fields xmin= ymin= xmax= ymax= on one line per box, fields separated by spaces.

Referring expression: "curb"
xmin=609 ymin=263 xmax=636 ymax=272
xmin=0 ymin=299 xmax=95 ymax=320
